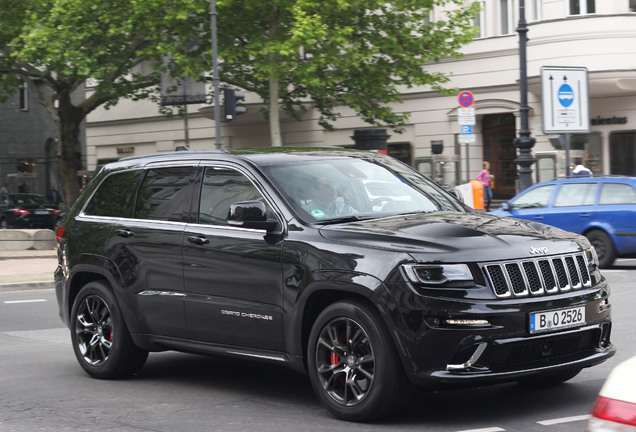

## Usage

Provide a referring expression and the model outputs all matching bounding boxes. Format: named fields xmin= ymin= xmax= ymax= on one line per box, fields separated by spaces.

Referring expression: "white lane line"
xmin=537 ymin=414 xmax=590 ymax=425
xmin=3 ymin=299 xmax=47 ymax=304
xmin=457 ymin=428 xmax=505 ymax=432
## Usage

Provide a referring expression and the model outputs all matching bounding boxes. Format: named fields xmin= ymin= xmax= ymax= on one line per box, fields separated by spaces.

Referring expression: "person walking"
xmin=477 ymin=161 xmax=494 ymax=211
xmin=46 ymin=183 xmax=64 ymax=207
xmin=572 ymin=158 xmax=592 ymax=177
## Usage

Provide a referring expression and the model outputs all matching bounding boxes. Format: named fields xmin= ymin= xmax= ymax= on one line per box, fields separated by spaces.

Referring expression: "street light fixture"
xmin=513 ymin=0 xmax=536 ymax=192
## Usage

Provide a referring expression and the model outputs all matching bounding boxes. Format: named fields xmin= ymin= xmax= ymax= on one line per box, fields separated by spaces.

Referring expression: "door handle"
xmin=580 ymin=213 xmax=591 ymax=218
xmin=187 ymin=235 xmax=210 ymax=246
xmin=115 ymin=229 xmax=134 ymax=238
xmin=533 ymin=215 xmax=544 ymax=220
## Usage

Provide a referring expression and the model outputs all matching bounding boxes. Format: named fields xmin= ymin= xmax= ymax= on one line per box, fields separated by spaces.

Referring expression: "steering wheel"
xmin=370 ymin=196 xmax=395 ymax=211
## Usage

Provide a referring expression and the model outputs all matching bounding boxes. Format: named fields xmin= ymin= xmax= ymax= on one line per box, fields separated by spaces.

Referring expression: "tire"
xmin=516 ymin=368 xmax=582 ymax=387
xmin=0 ymin=218 xmax=7 ymax=229
xmin=70 ymin=280 xmax=148 ymax=379
xmin=307 ymin=300 xmax=412 ymax=422
xmin=585 ymin=230 xmax=616 ymax=268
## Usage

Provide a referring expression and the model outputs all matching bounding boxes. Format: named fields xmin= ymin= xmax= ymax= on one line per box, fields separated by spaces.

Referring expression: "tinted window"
xmin=510 ymin=184 xmax=555 ymax=210
xmin=85 ymin=170 xmax=144 ymax=218
xmin=553 ymin=183 xmax=596 ymax=207
xmin=198 ymin=167 xmax=266 ymax=226
xmin=599 ymin=183 xmax=636 ymax=205
xmin=135 ymin=166 xmax=196 ymax=221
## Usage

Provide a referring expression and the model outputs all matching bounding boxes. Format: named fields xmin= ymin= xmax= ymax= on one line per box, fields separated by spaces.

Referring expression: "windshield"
xmin=262 ymin=155 xmax=465 ymax=223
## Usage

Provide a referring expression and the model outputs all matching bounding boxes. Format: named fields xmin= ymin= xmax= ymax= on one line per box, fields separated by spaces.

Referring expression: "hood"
xmin=318 ymin=212 xmax=588 ymax=263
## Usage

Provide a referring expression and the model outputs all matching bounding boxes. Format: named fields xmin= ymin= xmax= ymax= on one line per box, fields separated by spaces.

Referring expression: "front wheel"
xmin=585 ymin=230 xmax=616 ymax=268
xmin=70 ymin=281 xmax=148 ymax=379
xmin=307 ymin=300 xmax=412 ymax=422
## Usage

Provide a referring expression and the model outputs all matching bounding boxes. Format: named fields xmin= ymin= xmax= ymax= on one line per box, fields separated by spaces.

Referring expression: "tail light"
xmin=56 ymin=225 xmax=66 ymax=243
xmin=12 ymin=208 xmax=31 ymax=215
xmin=588 ymin=396 xmax=636 ymax=431
xmin=54 ymin=209 xmax=62 ymax=215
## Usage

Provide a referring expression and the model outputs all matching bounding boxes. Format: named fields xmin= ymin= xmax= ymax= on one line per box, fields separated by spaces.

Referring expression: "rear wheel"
xmin=307 ymin=300 xmax=412 ymax=422
xmin=585 ymin=230 xmax=616 ymax=268
xmin=70 ymin=281 xmax=148 ymax=379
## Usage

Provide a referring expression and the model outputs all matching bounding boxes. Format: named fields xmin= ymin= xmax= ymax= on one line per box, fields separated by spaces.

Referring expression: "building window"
xmin=19 ymin=82 xmax=28 ymax=111
xmin=474 ymin=1 xmax=486 ymax=38
xmin=610 ymin=131 xmax=636 ymax=176
xmin=568 ymin=0 xmax=595 ymax=15
xmin=630 ymin=0 xmax=636 ymax=12
xmin=571 ymin=132 xmax=602 ymax=175
xmin=500 ymin=0 xmax=514 ymax=35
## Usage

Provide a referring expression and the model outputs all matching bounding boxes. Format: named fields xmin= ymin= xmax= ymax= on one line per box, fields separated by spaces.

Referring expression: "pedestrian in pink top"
xmin=477 ymin=161 xmax=494 ymax=211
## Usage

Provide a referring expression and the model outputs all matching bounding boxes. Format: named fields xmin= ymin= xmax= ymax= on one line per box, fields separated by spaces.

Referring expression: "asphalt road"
xmin=1 ymin=259 xmax=635 ymax=432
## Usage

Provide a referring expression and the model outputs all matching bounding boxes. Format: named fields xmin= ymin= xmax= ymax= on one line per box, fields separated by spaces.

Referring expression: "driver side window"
xmin=198 ymin=167 xmax=268 ymax=226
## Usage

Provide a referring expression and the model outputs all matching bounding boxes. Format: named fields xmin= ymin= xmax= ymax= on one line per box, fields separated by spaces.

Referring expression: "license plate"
xmin=33 ymin=210 xmax=50 ymax=215
xmin=529 ymin=306 xmax=586 ymax=334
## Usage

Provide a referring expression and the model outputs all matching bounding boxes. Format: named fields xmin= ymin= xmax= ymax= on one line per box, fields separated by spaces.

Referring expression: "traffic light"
xmin=222 ymin=87 xmax=247 ymax=122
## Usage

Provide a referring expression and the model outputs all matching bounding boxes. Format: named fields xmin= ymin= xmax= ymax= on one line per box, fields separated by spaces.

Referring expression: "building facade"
xmin=85 ymin=0 xmax=636 ymax=198
xmin=0 ymin=80 xmax=62 ymax=196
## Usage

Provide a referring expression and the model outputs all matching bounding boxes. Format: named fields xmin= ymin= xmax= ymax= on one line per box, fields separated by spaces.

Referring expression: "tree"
xmin=0 ymin=0 xmax=479 ymax=203
xmin=216 ymin=0 xmax=481 ymax=146
xmin=0 ymin=0 xmax=210 ymax=203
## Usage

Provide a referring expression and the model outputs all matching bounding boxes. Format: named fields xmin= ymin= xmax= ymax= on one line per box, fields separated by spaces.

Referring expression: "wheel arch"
xmin=65 ymin=257 xmax=141 ymax=333
xmin=292 ymin=274 xmax=396 ymax=373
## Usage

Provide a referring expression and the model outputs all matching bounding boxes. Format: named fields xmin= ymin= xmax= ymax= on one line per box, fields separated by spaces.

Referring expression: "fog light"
xmin=444 ymin=319 xmax=489 ymax=326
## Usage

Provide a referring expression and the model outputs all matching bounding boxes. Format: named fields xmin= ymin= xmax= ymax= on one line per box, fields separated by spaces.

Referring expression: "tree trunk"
xmin=269 ymin=74 xmax=282 ymax=147
xmin=56 ymin=100 xmax=84 ymax=207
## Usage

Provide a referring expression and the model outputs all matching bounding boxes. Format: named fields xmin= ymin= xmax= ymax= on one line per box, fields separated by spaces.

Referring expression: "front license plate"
xmin=529 ymin=306 xmax=586 ymax=334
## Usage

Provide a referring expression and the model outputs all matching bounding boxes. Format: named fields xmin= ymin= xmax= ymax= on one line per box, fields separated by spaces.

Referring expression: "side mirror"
xmin=228 ymin=201 xmax=279 ymax=231
xmin=446 ymin=188 xmax=464 ymax=203
xmin=502 ymin=202 xmax=511 ymax=211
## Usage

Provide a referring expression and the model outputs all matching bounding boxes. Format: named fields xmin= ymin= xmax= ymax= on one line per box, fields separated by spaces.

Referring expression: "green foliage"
xmin=216 ymin=0 xmax=480 ymax=129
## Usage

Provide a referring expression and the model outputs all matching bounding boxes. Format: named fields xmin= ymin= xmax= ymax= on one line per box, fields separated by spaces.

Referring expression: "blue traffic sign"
xmin=558 ymin=83 xmax=574 ymax=107
xmin=461 ymin=125 xmax=472 ymax=134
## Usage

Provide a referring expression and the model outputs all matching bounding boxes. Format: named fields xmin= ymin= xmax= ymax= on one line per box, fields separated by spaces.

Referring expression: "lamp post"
xmin=513 ymin=0 xmax=536 ymax=192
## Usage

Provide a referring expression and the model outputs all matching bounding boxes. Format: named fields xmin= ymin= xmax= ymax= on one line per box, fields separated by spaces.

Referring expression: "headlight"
xmin=402 ymin=264 xmax=475 ymax=288
xmin=586 ymin=247 xmax=600 ymax=268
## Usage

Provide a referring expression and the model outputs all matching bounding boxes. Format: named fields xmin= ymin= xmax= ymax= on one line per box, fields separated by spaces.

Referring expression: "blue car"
xmin=489 ymin=176 xmax=636 ymax=267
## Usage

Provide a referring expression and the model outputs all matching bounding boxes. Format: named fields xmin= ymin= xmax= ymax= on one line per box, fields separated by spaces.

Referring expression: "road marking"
xmin=3 ymin=299 xmax=47 ymax=304
xmin=457 ymin=428 xmax=505 ymax=432
xmin=537 ymin=414 xmax=590 ymax=425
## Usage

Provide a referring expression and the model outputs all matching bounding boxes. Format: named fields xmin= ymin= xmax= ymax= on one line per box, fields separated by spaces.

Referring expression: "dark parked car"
xmin=0 ymin=193 xmax=61 ymax=229
xmin=55 ymin=148 xmax=615 ymax=421
xmin=489 ymin=176 xmax=636 ymax=267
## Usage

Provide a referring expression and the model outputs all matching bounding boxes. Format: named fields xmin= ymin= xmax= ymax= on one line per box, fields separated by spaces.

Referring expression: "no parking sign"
xmin=458 ymin=91 xmax=474 ymax=108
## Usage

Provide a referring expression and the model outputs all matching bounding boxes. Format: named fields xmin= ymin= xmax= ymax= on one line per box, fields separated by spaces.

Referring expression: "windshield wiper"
xmin=314 ymin=215 xmax=375 ymax=225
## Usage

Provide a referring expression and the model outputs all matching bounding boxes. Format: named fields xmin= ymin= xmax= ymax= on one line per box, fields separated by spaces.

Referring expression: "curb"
xmin=0 ymin=281 xmax=55 ymax=292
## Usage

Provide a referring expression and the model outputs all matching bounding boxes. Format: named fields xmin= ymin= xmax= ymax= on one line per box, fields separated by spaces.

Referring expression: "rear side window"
xmin=553 ymin=183 xmax=596 ymax=207
xmin=599 ymin=183 xmax=636 ymax=205
xmin=84 ymin=170 xmax=144 ymax=218
xmin=135 ymin=166 xmax=196 ymax=222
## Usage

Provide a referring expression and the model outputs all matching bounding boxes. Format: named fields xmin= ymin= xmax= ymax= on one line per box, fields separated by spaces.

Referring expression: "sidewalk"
xmin=0 ymin=249 xmax=57 ymax=292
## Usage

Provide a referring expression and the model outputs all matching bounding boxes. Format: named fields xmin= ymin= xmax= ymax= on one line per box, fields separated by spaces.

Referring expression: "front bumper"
xmin=384 ymin=280 xmax=614 ymax=389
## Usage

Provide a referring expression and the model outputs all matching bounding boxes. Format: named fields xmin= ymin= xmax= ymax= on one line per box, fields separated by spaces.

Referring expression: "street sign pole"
xmin=457 ymin=92 xmax=476 ymax=183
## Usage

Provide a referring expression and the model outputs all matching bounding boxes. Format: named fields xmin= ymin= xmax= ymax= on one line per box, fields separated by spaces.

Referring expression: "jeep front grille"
xmin=482 ymin=253 xmax=591 ymax=298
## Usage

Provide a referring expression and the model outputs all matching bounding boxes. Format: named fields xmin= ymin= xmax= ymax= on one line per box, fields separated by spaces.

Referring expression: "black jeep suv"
xmin=55 ymin=148 xmax=615 ymax=421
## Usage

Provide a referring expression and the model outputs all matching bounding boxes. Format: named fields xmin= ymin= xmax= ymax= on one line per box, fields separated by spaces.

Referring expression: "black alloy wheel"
xmin=71 ymin=281 xmax=148 ymax=379
xmin=307 ymin=300 xmax=411 ymax=422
